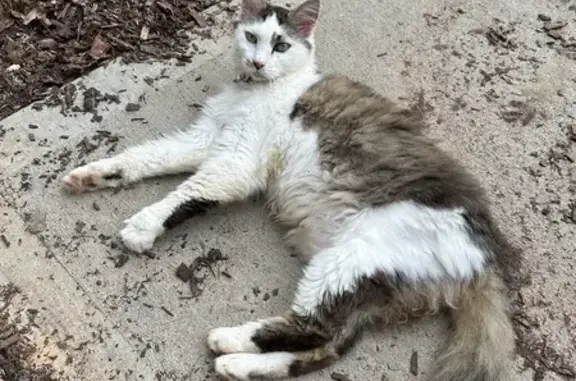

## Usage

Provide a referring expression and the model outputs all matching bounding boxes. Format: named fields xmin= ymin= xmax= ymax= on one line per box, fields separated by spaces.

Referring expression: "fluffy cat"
xmin=63 ymin=0 xmax=516 ymax=380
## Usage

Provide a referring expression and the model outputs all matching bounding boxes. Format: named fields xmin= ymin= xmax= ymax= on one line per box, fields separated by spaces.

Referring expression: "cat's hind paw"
xmin=208 ymin=323 xmax=262 ymax=354
xmin=214 ymin=353 xmax=294 ymax=380
xmin=120 ymin=209 xmax=165 ymax=253
xmin=62 ymin=161 xmax=123 ymax=193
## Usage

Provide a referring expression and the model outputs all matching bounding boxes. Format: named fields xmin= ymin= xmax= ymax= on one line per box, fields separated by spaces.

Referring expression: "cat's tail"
xmin=428 ymin=268 xmax=514 ymax=381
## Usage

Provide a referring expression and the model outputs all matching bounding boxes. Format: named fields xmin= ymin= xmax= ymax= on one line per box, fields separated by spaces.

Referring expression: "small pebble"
xmin=538 ymin=14 xmax=551 ymax=22
xmin=331 ymin=372 xmax=351 ymax=381
xmin=125 ymin=103 xmax=141 ymax=112
xmin=410 ymin=350 xmax=419 ymax=376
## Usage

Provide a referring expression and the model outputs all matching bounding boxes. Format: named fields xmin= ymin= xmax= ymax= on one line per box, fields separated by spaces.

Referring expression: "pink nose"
xmin=253 ymin=61 xmax=265 ymax=70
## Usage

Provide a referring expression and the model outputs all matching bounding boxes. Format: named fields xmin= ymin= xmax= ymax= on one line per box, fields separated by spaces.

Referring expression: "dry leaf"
xmin=0 ymin=19 xmax=14 ymax=33
xmin=6 ymin=64 xmax=21 ymax=72
xmin=89 ymin=35 xmax=110 ymax=59
xmin=9 ymin=10 xmax=25 ymax=21
xmin=140 ymin=26 xmax=150 ymax=40
xmin=156 ymin=1 xmax=174 ymax=14
xmin=188 ymin=8 xmax=206 ymax=28
xmin=23 ymin=9 xmax=40 ymax=25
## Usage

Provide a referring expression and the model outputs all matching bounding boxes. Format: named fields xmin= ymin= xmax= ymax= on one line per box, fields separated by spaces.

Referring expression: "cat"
xmin=62 ymin=0 xmax=516 ymax=380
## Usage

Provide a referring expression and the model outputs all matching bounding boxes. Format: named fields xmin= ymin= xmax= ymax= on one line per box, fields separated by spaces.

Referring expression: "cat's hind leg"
xmin=208 ymin=242 xmax=398 ymax=379
xmin=63 ymin=116 xmax=218 ymax=193
xmin=208 ymin=312 xmax=360 ymax=380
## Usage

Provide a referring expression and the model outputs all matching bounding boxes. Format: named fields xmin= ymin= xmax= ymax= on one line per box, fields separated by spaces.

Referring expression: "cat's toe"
xmin=62 ymin=167 xmax=101 ymax=193
xmin=62 ymin=160 xmax=123 ymax=193
xmin=120 ymin=224 xmax=156 ymax=253
xmin=208 ymin=323 xmax=261 ymax=354
xmin=120 ymin=210 xmax=165 ymax=253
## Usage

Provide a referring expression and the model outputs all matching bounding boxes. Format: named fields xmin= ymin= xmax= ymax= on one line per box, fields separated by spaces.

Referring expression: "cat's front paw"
xmin=63 ymin=160 xmax=123 ymax=193
xmin=208 ymin=323 xmax=261 ymax=354
xmin=120 ymin=209 xmax=165 ymax=253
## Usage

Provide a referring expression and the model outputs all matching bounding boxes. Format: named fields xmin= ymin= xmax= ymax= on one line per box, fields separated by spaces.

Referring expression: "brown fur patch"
xmin=292 ymin=74 xmax=519 ymax=279
xmin=293 ymin=75 xmax=487 ymax=210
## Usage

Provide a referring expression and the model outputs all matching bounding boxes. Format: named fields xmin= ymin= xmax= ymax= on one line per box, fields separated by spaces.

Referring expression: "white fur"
xmin=110 ymin=64 xmax=319 ymax=253
xmin=62 ymin=123 xmax=217 ymax=192
xmin=208 ymin=322 xmax=262 ymax=354
xmin=120 ymin=206 xmax=166 ymax=253
xmin=291 ymin=201 xmax=487 ymax=315
xmin=215 ymin=352 xmax=295 ymax=380
xmin=235 ymin=14 xmax=314 ymax=81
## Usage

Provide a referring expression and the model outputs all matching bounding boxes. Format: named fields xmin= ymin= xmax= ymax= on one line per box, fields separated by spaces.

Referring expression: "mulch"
xmin=0 ymin=0 xmax=234 ymax=120
xmin=0 ymin=284 xmax=57 ymax=381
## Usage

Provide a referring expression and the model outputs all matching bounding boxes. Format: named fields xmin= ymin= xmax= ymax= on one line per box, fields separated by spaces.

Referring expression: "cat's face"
xmin=234 ymin=0 xmax=320 ymax=81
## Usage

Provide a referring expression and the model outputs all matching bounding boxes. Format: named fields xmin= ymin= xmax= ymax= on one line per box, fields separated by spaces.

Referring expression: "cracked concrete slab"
xmin=1 ymin=0 xmax=575 ymax=380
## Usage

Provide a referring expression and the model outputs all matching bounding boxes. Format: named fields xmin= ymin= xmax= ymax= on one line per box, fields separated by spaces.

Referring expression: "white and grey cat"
xmin=63 ymin=1 xmax=516 ymax=380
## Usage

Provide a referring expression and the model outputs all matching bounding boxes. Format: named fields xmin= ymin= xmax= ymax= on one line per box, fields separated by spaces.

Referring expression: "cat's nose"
xmin=252 ymin=61 xmax=265 ymax=70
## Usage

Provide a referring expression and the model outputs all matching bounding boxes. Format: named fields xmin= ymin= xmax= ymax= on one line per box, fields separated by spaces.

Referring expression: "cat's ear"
xmin=288 ymin=0 xmax=320 ymax=37
xmin=240 ymin=0 xmax=267 ymax=21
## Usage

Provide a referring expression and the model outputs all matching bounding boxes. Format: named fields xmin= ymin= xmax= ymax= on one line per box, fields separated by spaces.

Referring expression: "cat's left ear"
xmin=288 ymin=0 xmax=320 ymax=38
xmin=240 ymin=0 xmax=267 ymax=21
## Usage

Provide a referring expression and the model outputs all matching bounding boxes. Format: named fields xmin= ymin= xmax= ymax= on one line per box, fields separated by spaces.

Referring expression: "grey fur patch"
xmin=257 ymin=5 xmax=290 ymax=24
xmin=461 ymin=210 xmax=520 ymax=287
xmin=292 ymin=75 xmax=484 ymax=210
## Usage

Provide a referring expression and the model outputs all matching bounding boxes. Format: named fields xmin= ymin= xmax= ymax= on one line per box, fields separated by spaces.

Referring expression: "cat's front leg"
xmin=62 ymin=116 xmax=218 ymax=193
xmin=120 ymin=153 xmax=265 ymax=253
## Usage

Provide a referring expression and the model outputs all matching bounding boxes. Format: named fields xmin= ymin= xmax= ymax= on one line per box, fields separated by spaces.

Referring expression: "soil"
xmin=0 ymin=284 xmax=57 ymax=381
xmin=175 ymin=248 xmax=228 ymax=298
xmin=0 ymin=0 xmax=231 ymax=120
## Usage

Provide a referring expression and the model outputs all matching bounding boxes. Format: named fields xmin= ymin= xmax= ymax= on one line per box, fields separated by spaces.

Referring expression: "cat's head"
xmin=234 ymin=0 xmax=320 ymax=81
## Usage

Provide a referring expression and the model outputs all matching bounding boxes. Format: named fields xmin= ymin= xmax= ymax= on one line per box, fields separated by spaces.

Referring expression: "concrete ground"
xmin=1 ymin=0 xmax=575 ymax=380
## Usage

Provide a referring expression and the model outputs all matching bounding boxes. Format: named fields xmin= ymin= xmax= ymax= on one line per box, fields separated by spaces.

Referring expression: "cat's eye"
xmin=273 ymin=42 xmax=291 ymax=53
xmin=245 ymin=31 xmax=257 ymax=44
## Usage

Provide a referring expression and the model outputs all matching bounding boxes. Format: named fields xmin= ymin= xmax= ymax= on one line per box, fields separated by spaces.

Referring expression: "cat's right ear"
xmin=240 ymin=0 xmax=267 ymax=21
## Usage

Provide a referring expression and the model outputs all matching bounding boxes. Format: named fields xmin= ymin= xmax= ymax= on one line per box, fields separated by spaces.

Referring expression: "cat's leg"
xmin=62 ymin=116 xmax=218 ymax=193
xmin=208 ymin=241 xmax=398 ymax=380
xmin=208 ymin=312 xmax=360 ymax=380
xmin=120 ymin=151 xmax=265 ymax=253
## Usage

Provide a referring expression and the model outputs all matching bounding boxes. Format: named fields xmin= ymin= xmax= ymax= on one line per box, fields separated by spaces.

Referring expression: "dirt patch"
xmin=537 ymin=16 xmax=576 ymax=60
xmin=175 ymin=248 xmax=228 ymax=299
xmin=513 ymin=309 xmax=576 ymax=380
xmin=0 ymin=284 xmax=57 ymax=381
xmin=0 ymin=0 xmax=235 ymax=120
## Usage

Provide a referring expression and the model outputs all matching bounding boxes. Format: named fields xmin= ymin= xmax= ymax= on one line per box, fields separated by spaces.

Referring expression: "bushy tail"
xmin=429 ymin=269 xmax=515 ymax=381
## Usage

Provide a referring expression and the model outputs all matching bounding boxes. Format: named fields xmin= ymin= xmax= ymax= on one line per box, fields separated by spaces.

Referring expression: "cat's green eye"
xmin=245 ymin=32 xmax=257 ymax=44
xmin=273 ymin=42 xmax=291 ymax=53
